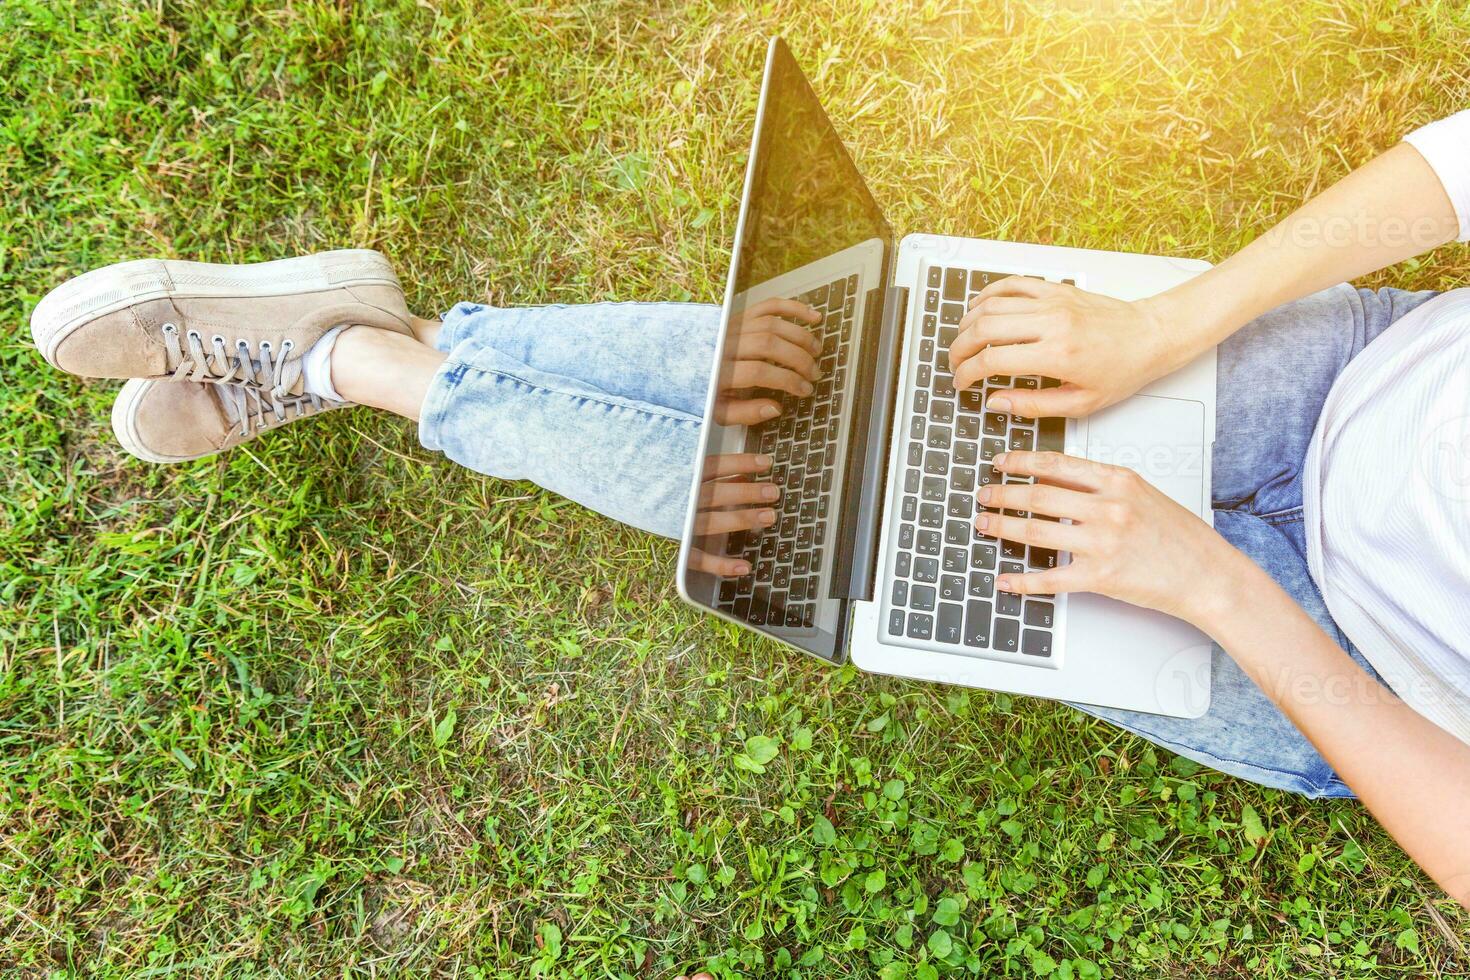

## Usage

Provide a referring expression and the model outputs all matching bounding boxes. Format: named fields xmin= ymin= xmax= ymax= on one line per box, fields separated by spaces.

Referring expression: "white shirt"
xmin=1302 ymin=110 xmax=1470 ymax=745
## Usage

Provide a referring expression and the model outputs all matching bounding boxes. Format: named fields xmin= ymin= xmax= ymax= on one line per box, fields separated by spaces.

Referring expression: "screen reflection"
xmin=681 ymin=39 xmax=891 ymax=662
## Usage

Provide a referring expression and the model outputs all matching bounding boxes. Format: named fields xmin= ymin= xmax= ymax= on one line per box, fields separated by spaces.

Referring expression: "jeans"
xmin=418 ymin=285 xmax=1441 ymax=798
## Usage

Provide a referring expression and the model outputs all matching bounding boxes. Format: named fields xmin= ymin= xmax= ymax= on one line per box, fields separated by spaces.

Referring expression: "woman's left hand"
xmin=977 ymin=450 xmax=1233 ymax=626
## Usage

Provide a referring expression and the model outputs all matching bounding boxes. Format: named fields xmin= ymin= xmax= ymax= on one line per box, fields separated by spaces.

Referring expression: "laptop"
xmin=676 ymin=37 xmax=1216 ymax=718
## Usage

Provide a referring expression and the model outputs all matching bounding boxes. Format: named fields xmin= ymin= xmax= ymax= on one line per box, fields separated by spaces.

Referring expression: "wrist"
xmin=1179 ymin=539 xmax=1265 ymax=635
xmin=1139 ymin=279 xmax=1241 ymax=369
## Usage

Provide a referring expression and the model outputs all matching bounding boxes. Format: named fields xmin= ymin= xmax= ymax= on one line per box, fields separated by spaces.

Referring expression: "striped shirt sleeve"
xmin=1404 ymin=109 xmax=1470 ymax=242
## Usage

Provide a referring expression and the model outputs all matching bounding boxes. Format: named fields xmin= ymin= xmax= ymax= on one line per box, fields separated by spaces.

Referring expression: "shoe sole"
xmin=110 ymin=379 xmax=203 ymax=464
xmin=30 ymin=249 xmax=401 ymax=369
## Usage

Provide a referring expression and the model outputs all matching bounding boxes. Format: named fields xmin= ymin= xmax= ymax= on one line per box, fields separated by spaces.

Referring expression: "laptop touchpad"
xmin=1084 ymin=396 xmax=1207 ymax=517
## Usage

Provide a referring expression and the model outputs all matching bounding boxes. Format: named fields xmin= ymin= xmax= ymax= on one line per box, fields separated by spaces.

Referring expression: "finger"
xmin=970 ymin=275 xmax=1064 ymax=304
xmin=952 ymin=341 xmax=1051 ymax=392
xmin=694 ymin=506 xmax=777 ymax=536
xmin=734 ymin=329 xmax=820 ymax=379
xmin=730 ymin=359 xmax=814 ymax=398
xmin=992 ymin=450 xmax=1111 ymax=491
xmin=687 ymin=548 xmax=752 ymax=578
xmin=700 ymin=479 xmax=780 ymax=508
xmin=948 ymin=314 xmax=1047 ymax=369
xmin=743 ymin=313 xmax=823 ymax=356
xmin=742 ymin=297 xmax=822 ymax=325
xmin=973 ymin=509 xmax=1080 ymax=551
xmin=702 ymin=452 xmax=772 ymax=479
xmin=961 ymin=295 xmax=1042 ymax=316
xmin=996 ymin=565 xmax=1080 ymax=596
xmin=982 ymin=384 xmax=1094 ymax=420
xmin=976 ymin=481 xmax=1100 ymax=522
xmin=714 ymin=398 xmax=782 ymax=426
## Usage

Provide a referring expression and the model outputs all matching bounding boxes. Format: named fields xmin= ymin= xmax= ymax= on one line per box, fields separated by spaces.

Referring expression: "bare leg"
xmin=331 ymin=322 xmax=445 ymax=421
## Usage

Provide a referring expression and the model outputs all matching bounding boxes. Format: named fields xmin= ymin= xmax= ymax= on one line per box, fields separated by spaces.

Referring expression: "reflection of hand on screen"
xmin=714 ymin=299 xmax=824 ymax=425
xmin=687 ymin=453 xmax=780 ymax=577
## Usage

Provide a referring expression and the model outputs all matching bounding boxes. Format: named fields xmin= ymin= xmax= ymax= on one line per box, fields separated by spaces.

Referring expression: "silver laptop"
xmin=677 ymin=38 xmax=1216 ymax=718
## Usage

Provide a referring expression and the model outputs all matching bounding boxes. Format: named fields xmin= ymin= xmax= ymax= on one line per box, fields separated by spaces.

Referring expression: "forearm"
xmin=1145 ymin=143 xmax=1461 ymax=365
xmin=1196 ymin=550 xmax=1470 ymax=909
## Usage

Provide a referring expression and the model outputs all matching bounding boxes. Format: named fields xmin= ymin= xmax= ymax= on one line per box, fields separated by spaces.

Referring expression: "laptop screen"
xmin=679 ymin=38 xmax=892 ymax=662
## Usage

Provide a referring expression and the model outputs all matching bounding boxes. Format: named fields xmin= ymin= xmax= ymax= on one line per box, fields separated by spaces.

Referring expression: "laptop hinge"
xmin=836 ymin=284 xmax=907 ymax=603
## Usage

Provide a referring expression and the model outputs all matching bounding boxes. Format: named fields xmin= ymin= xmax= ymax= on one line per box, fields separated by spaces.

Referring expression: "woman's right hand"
xmin=946 ymin=277 xmax=1200 ymax=419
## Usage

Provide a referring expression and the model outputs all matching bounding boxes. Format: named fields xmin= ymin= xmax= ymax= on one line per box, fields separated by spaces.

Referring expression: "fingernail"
xmin=756 ymin=454 xmax=773 ymax=468
xmin=760 ymin=404 xmax=779 ymax=420
xmin=989 ymin=397 xmax=1012 ymax=413
xmin=975 ymin=513 xmax=991 ymax=531
xmin=993 ymin=452 xmax=1007 ymax=467
xmin=997 ymin=575 xmax=1013 ymax=591
xmin=976 ymin=486 xmax=993 ymax=503
xmin=799 ymin=381 xmax=814 ymax=396
xmin=733 ymin=562 xmax=751 ymax=575
xmin=762 ymin=485 xmax=780 ymax=501
xmin=759 ymin=509 xmax=777 ymax=524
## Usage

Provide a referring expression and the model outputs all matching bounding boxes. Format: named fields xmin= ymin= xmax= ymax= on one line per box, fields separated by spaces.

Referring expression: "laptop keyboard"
xmin=885 ymin=266 xmax=1069 ymax=660
xmin=716 ymin=273 xmax=859 ymax=629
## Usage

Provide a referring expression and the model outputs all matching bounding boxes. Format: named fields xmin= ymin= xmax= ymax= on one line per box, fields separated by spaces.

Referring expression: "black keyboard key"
xmin=911 ymin=585 xmax=936 ymax=611
xmin=942 ymin=267 xmax=966 ymax=301
xmin=1023 ymin=600 xmax=1055 ymax=628
xmin=922 ymin=314 xmax=937 ymax=337
xmin=904 ymin=469 xmax=921 ymax=494
xmin=926 ymin=426 xmax=951 ymax=450
xmin=948 ymin=467 xmax=975 ymax=493
xmin=927 ymin=266 xmax=942 ymax=288
xmin=993 ymin=616 xmax=1020 ymax=653
xmin=983 ymin=412 xmax=1007 ymax=436
xmin=942 ymin=546 xmax=967 ymax=573
xmin=895 ymin=552 xmax=911 ymax=578
xmin=971 ymin=542 xmax=997 ymax=568
xmin=924 ymin=450 xmax=948 ymax=475
xmin=920 ymin=339 xmax=935 ymax=362
xmin=953 ymin=441 xmax=977 ymax=466
xmin=916 ymin=530 xmax=942 ymax=555
xmin=937 ymin=602 xmax=964 ymax=643
xmin=924 ymin=290 xmax=938 ymax=313
xmin=913 ymin=557 xmax=939 ymax=583
xmin=969 ymin=269 xmax=986 ymax=292
xmin=922 ymin=477 xmax=946 ymax=501
xmin=1022 ymin=629 xmax=1053 ymax=657
xmin=968 ymin=571 xmax=995 ymax=598
xmin=901 ymin=496 xmax=918 ymax=521
xmin=907 ymin=441 xmax=924 ymax=467
xmin=956 ymin=415 xmax=980 ymax=440
xmin=1001 ymin=560 xmax=1024 ymax=577
xmin=940 ymin=303 xmax=963 ymax=326
xmin=945 ymin=520 xmax=969 ymax=546
xmin=1038 ymin=416 xmax=1065 ymax=453
xmin=909 ymin=416 xmax=926 ymax=441
xmin=1029 ymin=547 xmax=1057 ymax=570
xmin=892 ymin=581 xmax=909 ymax=606
xmin=981 ymin=438 xmax=1005 ymax=461
xmin=1001 ymin=539 xmax=1025 ymax=561
xmin=933 ymin=374 xmax=955 ymax=397
xmin=919 ymin=503 xmax=943 ymax=528
xmin=898 ymin=524 xmax=915 ymax=549
xmin=997 ymin=591 xmax=1022 ymax=617
xmin=913 ymin=390 xmax=929 ymax=414
xmin=940 ymin=575 xmax=965 ymax=602
xmin=888 ymin=608 xmax=906 ymax=635
xmin=930 ymin=400 xmax=954 ymax=423
xmin=964 ymin=600 xmax=992 ymax=647
xmin=907 ymin=612 xmax=934 ymax=640
xmin=1009 ymin=428 xmax=1034 ymax=452
xmin=946 ymin=494 xmax=972 ymax=519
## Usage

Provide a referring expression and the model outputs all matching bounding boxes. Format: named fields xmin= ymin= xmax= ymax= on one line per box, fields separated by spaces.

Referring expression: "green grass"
xmin=3 ymin=0 xmax=1469 ymax=976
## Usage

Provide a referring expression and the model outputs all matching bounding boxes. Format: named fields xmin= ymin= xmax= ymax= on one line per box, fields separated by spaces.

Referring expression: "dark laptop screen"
xmin=679 ymin=38 xmax=892 ymax=662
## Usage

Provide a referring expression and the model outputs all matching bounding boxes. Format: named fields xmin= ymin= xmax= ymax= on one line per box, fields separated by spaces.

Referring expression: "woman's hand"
xmin=715 ymin=298 xmax=824 ymax=426
xmin=976 ymin=450 xmax=1236 ymax=626
xmin=686 ymin=453 xmax=779 ymax=576
xmin=947 ymin=277 xmax=1198 ymax=419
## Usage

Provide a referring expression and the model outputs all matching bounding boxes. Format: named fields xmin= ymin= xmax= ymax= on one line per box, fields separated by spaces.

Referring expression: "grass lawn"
xmin=3 ymin=0 xmax=1469 ymax=976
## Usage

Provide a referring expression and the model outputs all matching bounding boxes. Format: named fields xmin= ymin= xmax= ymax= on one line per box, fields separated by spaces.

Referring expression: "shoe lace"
xmin=215 ymin=383 xmax=333 ymax=439
xmin=161 ymin=322 xmax=303 ymax=399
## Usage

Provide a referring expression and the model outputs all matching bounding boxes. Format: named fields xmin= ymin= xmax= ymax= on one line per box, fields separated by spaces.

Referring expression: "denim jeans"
xmin=418 ymin=285 xmax=1441 ymax=798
